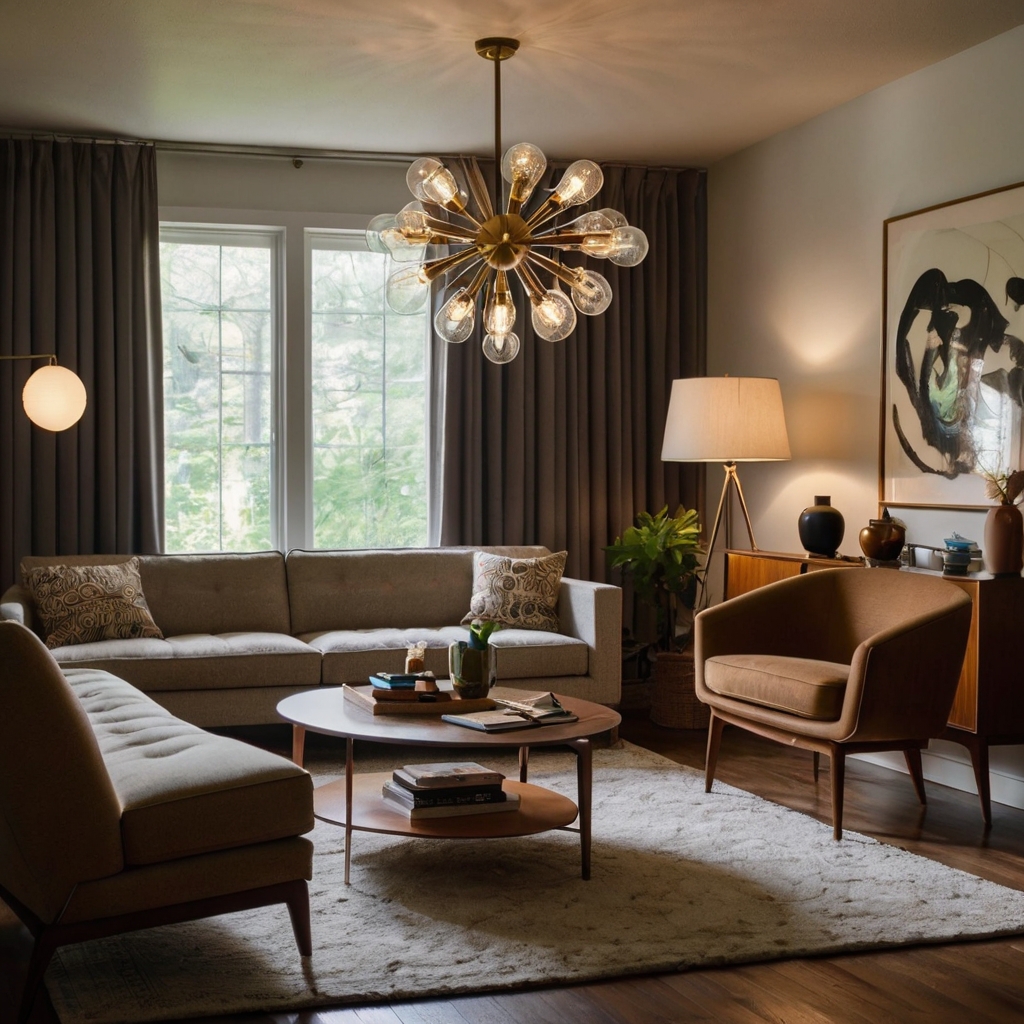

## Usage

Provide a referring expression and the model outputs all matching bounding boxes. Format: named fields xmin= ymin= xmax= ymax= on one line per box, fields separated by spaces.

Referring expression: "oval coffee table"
xmin=276 ymin=686 xmax=621 ymax=883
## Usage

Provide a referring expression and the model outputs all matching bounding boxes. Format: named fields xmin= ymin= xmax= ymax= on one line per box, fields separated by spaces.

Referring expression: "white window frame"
xmin=159 ymin=223 xmax=285 ymax=551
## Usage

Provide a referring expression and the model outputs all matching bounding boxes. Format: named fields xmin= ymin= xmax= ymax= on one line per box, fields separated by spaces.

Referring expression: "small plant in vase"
xmin=606 ymin=507 xmax=706 ymax=728
xmin=981 ymin=469 xmax=1024 ymax=575
xmin=449 ymin=620 xmax=500 ymax=699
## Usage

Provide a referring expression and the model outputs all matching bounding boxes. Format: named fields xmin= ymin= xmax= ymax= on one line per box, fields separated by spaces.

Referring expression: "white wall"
xmin=707 ymin=25 xmax=1024 ymax=810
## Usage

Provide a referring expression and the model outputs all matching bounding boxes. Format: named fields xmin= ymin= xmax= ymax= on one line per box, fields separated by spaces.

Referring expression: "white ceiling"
xmin=2 ymin=0 xmax=1023 ymax=166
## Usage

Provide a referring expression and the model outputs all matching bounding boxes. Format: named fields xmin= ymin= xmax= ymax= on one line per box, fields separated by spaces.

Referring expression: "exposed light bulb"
xmin=406 ymin=157 xmax=462 ymax=209
xmin=385 ymin=264 xmax=430 ymax=314
xmin=597 ymin=208 xmax=628 ymax=228
xmin=365 ymin=213 xmax=396 ymax=254
xmin=553 ymin=160 xmax=603 ymax=206
xmin=531 ymin=289 xmax=577 ymax=342
xmin=483 ymin=331 xmax=521 ymax=365
xmin=502 ymin=143 xmax=547 ymax=208
xmin=395 ymin=201 xmax=431 ymax=237
xmin=606 ymin=226 xmax=649 ymax=266
xmin=571 ymin=269 xmax=613 ymax=315
xmin=483 ymin=272 xmax=516 ymax=336
xmin=564 ymin=210 xmax=614 ymax=234
xmin=381 ymin=226 xmax=426 ymax=262
xmin=434 ymin=289 xmax=477 ymax=344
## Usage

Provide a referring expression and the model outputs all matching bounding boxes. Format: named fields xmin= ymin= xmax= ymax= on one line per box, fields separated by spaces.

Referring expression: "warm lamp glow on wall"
xmin=1 ymin=354 xmax=87 ymax=431
xmin=661 ymin=376 xmax=791 ymax=566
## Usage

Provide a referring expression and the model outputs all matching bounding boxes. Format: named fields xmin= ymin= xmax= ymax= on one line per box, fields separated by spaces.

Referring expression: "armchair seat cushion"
xmin=704 ymin=653 xmax=850 ymax=721
xmin=67 ymin=669 xmax=314 ymax=867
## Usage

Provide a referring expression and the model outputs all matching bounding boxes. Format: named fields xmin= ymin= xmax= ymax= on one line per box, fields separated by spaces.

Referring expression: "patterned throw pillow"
xmin=22 ymin=558 xmax=164 ymax=649
xmin=462 ymin=550 xmax=567 ymax=633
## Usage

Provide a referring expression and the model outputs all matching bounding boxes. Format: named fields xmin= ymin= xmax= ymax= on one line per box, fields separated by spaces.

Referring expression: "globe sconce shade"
xmin=2 ymin=356 xmax=88 ymax=431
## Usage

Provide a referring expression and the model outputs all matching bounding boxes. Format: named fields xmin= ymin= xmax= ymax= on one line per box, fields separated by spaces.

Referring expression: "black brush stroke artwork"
xmin=893 ymin=269 xmax=1024 ymax=478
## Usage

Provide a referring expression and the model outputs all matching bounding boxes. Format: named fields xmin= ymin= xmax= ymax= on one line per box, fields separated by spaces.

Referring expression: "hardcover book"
xmin=392 ymin=762 xmax=505 ymax=790
xmin=342 ymin=684 xmax=496 ymax=716
xmin=381 ymin=787 xmax=521 ymax=819
xmin=440 ymin=709 xmax=539 ymax=732
xmin=381 ymin=780 xmax=506 ymax=808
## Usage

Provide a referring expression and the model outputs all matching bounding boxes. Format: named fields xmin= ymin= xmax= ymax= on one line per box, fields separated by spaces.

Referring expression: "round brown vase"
xmin=859 ymin=517 xmax=906 ymax=562
xmin=984 ymin=503 xmax=1024 ymax=576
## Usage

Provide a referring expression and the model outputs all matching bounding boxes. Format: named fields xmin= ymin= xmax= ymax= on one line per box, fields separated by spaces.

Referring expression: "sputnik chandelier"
xmin=366 ymin=37 xmax=649 ymax=364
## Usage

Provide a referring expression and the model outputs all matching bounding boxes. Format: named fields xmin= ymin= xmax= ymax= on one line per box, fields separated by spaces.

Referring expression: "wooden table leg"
xmin=291 ymin=725 xmax=306 ymax=767
xmin=519 ymin=745 xmax=530 ymax=783
xmin=344 ymin=737 xmax=354 ymax=885
xmin=568 ymin=737 xmax=592 ymax=880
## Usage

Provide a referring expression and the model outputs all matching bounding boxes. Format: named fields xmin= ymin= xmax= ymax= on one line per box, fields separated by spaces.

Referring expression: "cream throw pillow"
xmin=462 ymin=550 xmax=567 ymax=632
xmin=23 ymin=557 xmax=164 ymax=649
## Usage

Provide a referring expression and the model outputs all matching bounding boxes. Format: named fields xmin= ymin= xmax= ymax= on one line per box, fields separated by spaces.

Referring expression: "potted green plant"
xmin=605 ymin=506 xmax=704 ymax=652
xmin=606 ymin=506 xmax=706 ymax=728
xmin=449 ymin=620 xmax=500 ymax=699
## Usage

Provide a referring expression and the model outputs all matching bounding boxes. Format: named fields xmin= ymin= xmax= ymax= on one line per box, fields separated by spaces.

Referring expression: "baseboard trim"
xmin=853 ymin=742 xmax=1024 ymax=813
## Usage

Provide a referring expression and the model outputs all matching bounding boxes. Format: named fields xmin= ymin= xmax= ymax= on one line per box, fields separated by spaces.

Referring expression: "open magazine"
xmin=492 ymin=691 xmax=577 ymax=724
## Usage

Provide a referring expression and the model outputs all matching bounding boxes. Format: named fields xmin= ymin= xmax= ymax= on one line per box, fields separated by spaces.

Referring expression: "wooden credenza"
xmin=724 ymin=549 xmax=1024 ymax=827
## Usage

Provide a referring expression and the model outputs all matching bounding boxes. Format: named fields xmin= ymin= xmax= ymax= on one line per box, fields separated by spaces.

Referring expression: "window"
xmin=158 ymin=225 xmax=430 ymax=553
xmin=309 ymin=234 xmax=429 ymax=549
xmin=160 ymin=230 xmax=278 ymax=553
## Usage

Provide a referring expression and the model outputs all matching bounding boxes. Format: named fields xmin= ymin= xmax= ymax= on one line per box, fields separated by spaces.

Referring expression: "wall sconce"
xmin=0 ymin=354 xmax=88 ymax=431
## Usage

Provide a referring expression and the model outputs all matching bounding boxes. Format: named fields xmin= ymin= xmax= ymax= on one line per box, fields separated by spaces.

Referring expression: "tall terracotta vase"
xmin=984 ymin=502 xmax=1024 ymax=576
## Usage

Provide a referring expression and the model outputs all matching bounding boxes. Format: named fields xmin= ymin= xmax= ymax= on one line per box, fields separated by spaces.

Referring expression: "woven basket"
xmin=650 ymin=649 xmax=710 ymax=729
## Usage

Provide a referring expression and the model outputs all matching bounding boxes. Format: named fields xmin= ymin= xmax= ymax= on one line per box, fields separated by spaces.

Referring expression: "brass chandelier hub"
xmin=476 ymin=213 xmax=532 ymax=271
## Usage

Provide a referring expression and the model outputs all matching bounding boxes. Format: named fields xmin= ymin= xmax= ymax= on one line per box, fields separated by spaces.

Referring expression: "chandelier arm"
xmin=464 ymin=161 xmax=494 ymax=222
xmin=513 ymin=262 xmax=547 ymax=303
xmin=421 ymin=248 xmax=483 ymax=282
xmin=416 ymin=217 xmax=479 ymax=241
xmin=527 ymin=250 xmax=580 ymax=290
xmin=524 ymin=196 xmax=565 ymax=232
xmin=532 ymin=231 xmax=610 ymax=248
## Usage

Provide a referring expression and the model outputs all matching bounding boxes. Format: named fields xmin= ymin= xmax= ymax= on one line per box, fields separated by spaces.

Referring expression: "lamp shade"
xmin=22 ymin=364 xmax=88 ymax=431
xmin=661 ymin=376 xmax=791 ymax=463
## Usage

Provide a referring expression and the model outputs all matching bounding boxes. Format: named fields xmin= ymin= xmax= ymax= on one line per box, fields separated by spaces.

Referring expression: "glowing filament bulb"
xmin=502 ymin=143 xmax=547 ymax=206
xmin=483 ymin=331 xmax=521 ymax=365
xmin=406 ymin=157 xmax=461 ymax=209
xmin=553 ymin=160 xmax=603 ymax=206
xmin=484 ymin=272 xmax=516 ymax=336
xmin=434 ymin=288 xmax=477 ymax=344
xmin=531 ymin=289 xmax=577 ymax=342
xmin=571 ymin=269 xmax=613 ymax=315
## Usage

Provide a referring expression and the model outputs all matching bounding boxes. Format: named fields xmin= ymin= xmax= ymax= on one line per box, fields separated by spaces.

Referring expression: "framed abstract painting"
xmin=881 ymin=179 xmax=1024 ymax=510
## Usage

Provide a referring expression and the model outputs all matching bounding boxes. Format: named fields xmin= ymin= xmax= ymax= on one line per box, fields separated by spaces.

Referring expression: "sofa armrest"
xmin=558 ymin=577 xmax=622 ymax=704
xmin=1 ymin=584 xmax=34 ymax=633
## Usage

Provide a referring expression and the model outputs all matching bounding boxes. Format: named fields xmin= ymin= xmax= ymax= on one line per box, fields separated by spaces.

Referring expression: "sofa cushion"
xmin=51 ymin=632 xmax=322 ymax=692
xmin=286 ymin=546 xmax=550 ymax=634
xmin=65 ymin=668 xmax=314 ymax=867
xmin=704 ymin=653 xmax=849 ymax=721
xmin=22 ymin=558 xmax=163 ymax=649
xmin=463 ymin=550 xmax=567 ymax=633
xmin=302 ymin=626 xmax=589 ymax=685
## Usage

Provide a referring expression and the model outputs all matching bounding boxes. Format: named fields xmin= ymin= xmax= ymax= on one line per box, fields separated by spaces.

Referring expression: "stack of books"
xmin=343 ymin=680 xmax=496 ymax=716
xmin=380 ymin=761 xmax=520 ymax=819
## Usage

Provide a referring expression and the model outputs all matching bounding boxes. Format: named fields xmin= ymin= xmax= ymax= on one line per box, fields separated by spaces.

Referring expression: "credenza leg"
xmin=967 ymin=737 xmax=993 ymax=830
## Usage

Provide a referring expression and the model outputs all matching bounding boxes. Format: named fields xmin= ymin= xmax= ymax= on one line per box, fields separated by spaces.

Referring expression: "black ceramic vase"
xmin=798 ymin=495 xmax=845 ymax=559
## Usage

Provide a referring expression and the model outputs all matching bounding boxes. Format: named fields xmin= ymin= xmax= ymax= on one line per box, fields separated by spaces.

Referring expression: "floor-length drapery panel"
xmin=436 ymin=162 xmax=705 ymax=582
xmin=0 ymin=140 xmax=163 ymax=591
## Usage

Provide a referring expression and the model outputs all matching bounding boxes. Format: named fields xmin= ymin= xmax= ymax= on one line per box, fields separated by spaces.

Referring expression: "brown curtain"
xmin=0 ymin=139 xmax=163 ymax=591
xmin=435 ymin=161 xmax=706 ymax=582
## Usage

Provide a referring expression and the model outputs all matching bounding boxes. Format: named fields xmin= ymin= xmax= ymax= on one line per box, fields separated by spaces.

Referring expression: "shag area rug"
xmin=46 ymin=742 xmax=1024 ymax=1023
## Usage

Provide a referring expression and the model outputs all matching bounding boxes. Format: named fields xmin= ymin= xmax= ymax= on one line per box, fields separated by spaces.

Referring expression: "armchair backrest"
xmin=0 ymin=622 xmax=123 ymax=924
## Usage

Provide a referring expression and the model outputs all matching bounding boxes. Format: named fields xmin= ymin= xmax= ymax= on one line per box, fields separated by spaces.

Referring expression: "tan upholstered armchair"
xmin=695 ymin=568 xmax=972 ymax=839
xmin=0 ymin=622 xmax=315 ymax=1023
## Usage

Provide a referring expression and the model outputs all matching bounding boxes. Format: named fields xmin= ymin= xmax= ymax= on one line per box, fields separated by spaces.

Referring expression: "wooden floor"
xmin=5 ymin=716 xmax=1024 ymax=1024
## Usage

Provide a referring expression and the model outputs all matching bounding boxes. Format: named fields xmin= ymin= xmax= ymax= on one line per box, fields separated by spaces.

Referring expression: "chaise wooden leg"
xmin=291 ymin=725 xmax=306 ymax=768
xmin=284 ymin=879 xmax=312 ymax=957
xmin=812 ymin=751 xmax=820 ymax=782
xmin=830 ymin=744 xmax=846 ymax=840
xmin=904 ymin=747 xmax=927 ymax=805
xmin=705 ymin=713 xmax=725 ymax=793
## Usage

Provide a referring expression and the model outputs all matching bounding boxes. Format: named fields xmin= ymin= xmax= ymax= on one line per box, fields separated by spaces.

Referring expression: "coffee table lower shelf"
xmin=314 ymin=773 xmax=579 ymax=841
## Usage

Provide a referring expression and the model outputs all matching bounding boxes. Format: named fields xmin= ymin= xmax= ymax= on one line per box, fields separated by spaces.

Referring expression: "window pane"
xmin=160 ymin=238 xmax=274 ymax=553
xmin=311 ymin=244 xmax=428 ymax=549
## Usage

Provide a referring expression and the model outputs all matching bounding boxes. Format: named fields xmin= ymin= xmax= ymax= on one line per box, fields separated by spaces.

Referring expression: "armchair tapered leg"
xmin=705 ymin=713 xmax=725 ymax=792
xmin=284 ymin=880 xmax=312 ymax=957
xmin=830 ymin=744 xmax=846 ymax=840
xmin=17 ymin=931 xmax=57 ymax=1024
xmin=812 ymin=751 xmax=820 ymax=782
xmin=904 ymin=748 xmax=927 ymax=805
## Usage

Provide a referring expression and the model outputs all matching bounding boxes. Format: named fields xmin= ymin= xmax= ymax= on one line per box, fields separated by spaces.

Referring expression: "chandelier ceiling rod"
xmin=475 ymin=38 xmax=520 ymax=213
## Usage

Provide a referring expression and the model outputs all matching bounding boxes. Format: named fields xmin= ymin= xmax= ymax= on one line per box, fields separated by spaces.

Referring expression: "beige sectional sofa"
xmin=1 ymin=546 xmax=621 ymax=726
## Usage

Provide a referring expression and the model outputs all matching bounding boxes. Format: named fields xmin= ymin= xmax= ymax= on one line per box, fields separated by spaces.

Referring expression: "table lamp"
xmin=661 ymin=376 xmax=791 ymax=567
